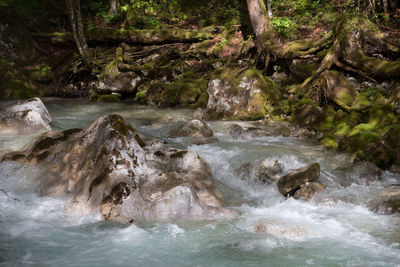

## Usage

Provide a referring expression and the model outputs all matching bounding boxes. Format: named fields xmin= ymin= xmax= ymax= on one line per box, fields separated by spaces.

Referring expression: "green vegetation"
xmin=1 ymin=0 xmax=400 ymax=169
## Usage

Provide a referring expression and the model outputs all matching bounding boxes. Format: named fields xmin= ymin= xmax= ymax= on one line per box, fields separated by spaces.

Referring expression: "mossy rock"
xmin=144 ymin=78 xmax=207 ymax=107
xmin=97 ymin=94 xmax=121 ymax=103
xmin=207 ymin=67 xmax=282 ymax=120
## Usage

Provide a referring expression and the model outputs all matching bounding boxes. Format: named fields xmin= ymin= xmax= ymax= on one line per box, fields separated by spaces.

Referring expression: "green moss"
xmin=99 ymin=60 xmax=119 ymax=80
xmin=108 ymin=115 xmax=134 ymax=136
xmin=30 ymin=64 xmax=53 ymax=82
xmin=334 ymin=13 xmax=379 ymax=41
xmin=134 ymin=133 xmax=145 ymax=148
xmin=87 ymin=28 xmax=214 ymax=44
xmin=135 ymin=90 xmax=146 ymax=100
xmin=97 ymin=94 xmax=120 ymax=103
xmin=243 ymin=68 xmax=281 ymax=104
xmin=143 ymin=78 xmax=206 ymax=106
xmin=191 ymin=92 xmax=209 ymax=108
xmin=321 ymin=136 xmax=339 ymax=150
xmin=349 ymin=120 xmax=379 ymax=136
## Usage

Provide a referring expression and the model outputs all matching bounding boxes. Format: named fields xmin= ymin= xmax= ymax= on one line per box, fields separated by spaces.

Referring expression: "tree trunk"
xmin=109 ymin=0 xmax=119 ymax=16
xmin=246 ymin=0 xmax=271 ymax=39
xmin=65 ymin=0 xmax=90 ymax=67
xmin=246 ymin=0 xmax=275 ymax=68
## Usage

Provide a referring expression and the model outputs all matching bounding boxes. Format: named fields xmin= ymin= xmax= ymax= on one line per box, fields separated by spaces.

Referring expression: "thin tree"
xmin=109 ymin=0 xmax=120 ymax=16
xmin=65 ymin=0 xmax=90 ymax=67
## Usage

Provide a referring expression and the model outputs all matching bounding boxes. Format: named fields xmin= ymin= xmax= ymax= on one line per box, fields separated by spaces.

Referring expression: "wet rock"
xmin=245 ymin=127 xmax=272 ymax=138
xmin=235 ymin=162 xmax=255 ymax=181
xmin=229 ymin=124 xmax=243 ymax=139
xmin=1 ymin=114 xmax=233 ymax=224
xmin=261 ymin=121 xmax=293 ymax=137
xmin=277 ymin=163 xmax=321 ymax=196
xmin=369 ymin=186 xmax=400 ymax=214
xmin=389 ymin=164 xmax=400 ymax=174
xmin=293 ymin=182 xmax=325 ymax=200
xmin=229 ymin=124 xmax=271 ymax=139
xmin=253 ymin=220 xmax=308 ymax=238
xmin=355 ymin=161 xmax=383 ymax=181
xmin=293 ymin=128 xmax=317 ymax=139
xmin=193 ymin=108 xmax=209 ymax=121
xmin=257 ymin=159 xmax=285 ymax=183
xmin=0 ymin=97 xmax=53 ymax=135
xmin=169 ymin=119 xmax=213 ymax=138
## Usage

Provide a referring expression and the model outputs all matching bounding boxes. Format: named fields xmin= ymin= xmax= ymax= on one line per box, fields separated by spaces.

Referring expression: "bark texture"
xmin=65 ymin=0 xmax=90 ymax=66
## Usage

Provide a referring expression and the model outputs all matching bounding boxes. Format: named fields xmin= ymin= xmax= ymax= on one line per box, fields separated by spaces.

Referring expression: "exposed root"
xmin=279 ymin=33 xmax=333 ymax=60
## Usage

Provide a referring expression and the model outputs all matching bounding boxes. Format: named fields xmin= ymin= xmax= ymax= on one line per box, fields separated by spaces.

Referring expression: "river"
xmin=0 ymin=98 xmax=399 ymax=266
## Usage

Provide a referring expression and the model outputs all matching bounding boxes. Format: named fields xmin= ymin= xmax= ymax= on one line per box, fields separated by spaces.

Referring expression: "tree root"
xmin=279 ymin=33 xmax=333 ymax=60
xmin=291 ymin=14 xmax=400 ymax=108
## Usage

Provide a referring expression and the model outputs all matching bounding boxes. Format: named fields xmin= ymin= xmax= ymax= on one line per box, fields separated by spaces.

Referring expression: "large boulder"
xmin=277 ymin=163 xmax=321 ymax=196
xmin=207 ymin=68 xmax=281 ymax=120
xmin=0 ymin=97 xmax=53 ymax=135
xmin=1 ymin=114 xmax=233 ymax=224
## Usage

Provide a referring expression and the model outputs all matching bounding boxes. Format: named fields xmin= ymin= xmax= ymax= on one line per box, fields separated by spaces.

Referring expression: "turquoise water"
xmin=0 ymin=98 xmax=399 ymax=266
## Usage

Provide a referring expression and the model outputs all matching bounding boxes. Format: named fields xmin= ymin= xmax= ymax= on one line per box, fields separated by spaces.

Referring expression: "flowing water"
xmin=1 ymin=98 xmax=400 ymax=266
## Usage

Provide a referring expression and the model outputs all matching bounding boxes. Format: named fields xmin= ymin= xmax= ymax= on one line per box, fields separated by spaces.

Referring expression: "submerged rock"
xmin=277 ymin=163 xmax=321 ymax=196
xmin=0 ymin=97 xmax=53 ymax=135
xmin=1 ymin=114 xmax=233 ymax=224
xmin=253 ymin=220 xmax=308 ymax=238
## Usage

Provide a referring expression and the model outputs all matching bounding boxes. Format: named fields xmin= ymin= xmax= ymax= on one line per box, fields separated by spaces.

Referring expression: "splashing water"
xmin=0 ymin=98 xmax=399 ymax=266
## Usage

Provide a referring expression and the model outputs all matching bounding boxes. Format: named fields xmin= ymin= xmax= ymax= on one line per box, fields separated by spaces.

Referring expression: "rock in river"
xmin=169 ymin=119 xmax=214 ymax=138
xmin=293 ymin=181 xmax=325 ymax=200
xmin=277 ymin=163 xmax=321 ymax=196
xmin=257 ymin=159 xmax=285 ymax=183
xmin=1 ymin=114 xmax=233 ymax=224
xmin=253 ymin=220 xmax=308 ymax=238
xmin=0 ymin=97 xmax=53 ymax=135
xmin=369 ymin=186 xmax=400 ymax=214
